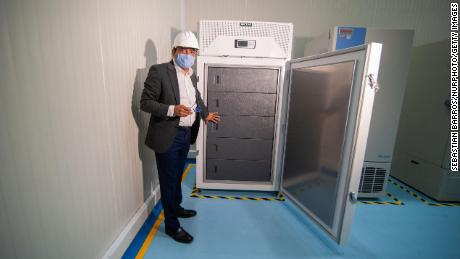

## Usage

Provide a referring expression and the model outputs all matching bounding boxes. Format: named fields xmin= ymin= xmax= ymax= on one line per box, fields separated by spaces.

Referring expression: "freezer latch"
xmin=367 ymin=74 xmax=379 ymax=92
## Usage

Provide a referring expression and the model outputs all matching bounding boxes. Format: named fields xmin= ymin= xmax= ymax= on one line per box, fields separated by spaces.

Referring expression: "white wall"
xmin=0 ymin=0 xmax=182 ymax=258
xmin=185 ymin=0 xmax=450 ymax=58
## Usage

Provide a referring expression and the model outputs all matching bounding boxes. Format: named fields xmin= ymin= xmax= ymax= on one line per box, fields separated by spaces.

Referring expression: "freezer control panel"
xmin=234 ymin=39 xmax=256 ymax=49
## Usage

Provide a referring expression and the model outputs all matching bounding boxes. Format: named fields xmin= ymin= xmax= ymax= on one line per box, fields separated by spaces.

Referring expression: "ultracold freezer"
xmin=196 ymin=20 xmax=382 ymax=244
xmin=391 ymin=40 xmax=460 ymax=202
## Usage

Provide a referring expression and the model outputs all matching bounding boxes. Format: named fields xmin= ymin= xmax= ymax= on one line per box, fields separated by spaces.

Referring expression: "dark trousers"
xmin=155 ymin=127 xmax=191 ymax=231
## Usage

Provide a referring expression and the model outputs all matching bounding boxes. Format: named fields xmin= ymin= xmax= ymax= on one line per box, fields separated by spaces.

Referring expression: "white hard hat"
xmin=173 ymin=31 xmax=199 ymax=49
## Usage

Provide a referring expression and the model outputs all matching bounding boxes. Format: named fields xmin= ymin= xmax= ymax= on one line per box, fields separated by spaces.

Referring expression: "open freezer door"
xmin=280 ymin=43 xmax=382 ymax=245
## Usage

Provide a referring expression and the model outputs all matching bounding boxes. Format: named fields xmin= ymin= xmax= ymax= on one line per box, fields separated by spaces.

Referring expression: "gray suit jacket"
xmin=140 ymin=60 xmax=208 ymax=153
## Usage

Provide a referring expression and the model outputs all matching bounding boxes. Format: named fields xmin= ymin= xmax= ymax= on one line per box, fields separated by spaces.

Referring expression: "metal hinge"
xmin=367 ymin=74 xmax=379 ymax=92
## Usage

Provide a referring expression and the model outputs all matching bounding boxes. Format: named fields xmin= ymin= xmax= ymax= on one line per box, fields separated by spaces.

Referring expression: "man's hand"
xmin=174 ymin=104 xmax=192 ymax=117
xmin=205 ymin=112 xmax=220 ymax=124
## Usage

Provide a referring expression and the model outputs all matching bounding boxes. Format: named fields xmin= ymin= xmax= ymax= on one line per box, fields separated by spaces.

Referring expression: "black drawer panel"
xmin=207 ymin=116 xmax=274 ymax=139
xmin=207 ymin=92 xmax=276 ymax=116
xmin=206 ymin=159 xmax=272 ymax=182
xmin=207 ymin=138 xmax=273 ymax=161
xmin=207 ymin=67 xmax=278 ymax=93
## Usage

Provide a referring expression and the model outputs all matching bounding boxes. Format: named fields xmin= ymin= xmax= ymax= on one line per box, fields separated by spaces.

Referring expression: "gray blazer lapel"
xmin=167 ymin=61 xmax=180 ymax=104
xmin=191 ymin=73 xmax=209 ymax=118
xmin=191 ymin=74 xmax=200 ymax=104
xmin=191 ymin=74 xmax=197 ymax=88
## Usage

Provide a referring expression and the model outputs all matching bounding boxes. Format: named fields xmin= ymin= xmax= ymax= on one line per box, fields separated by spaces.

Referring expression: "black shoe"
xmin=178 ymin=209 xmax=197 ymax=218
xmin=165 ymin=227 xmax=193 ymax=243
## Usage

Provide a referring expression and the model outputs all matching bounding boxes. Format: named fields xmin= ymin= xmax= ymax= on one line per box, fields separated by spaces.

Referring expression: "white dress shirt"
xmin=167 ymin=61 xmax=197 ymax=127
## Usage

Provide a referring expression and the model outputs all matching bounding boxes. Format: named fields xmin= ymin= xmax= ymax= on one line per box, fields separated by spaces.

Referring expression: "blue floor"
xmin=125 ymin=164 xmax=460 ymax=259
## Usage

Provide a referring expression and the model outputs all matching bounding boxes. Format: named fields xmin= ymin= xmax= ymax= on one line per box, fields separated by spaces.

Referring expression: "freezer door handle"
xmin=367 ymin=74 xmax=379 ymax=92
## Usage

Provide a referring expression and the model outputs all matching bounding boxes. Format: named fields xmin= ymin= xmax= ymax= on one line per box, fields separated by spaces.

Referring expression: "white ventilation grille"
xmin=359 ymin=166 xmax=387 ymax=194
xmin=199 ymin=20 xmax=293 ymax=57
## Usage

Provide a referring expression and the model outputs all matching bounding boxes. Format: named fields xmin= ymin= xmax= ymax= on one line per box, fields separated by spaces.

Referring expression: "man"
xmin=140 ymin=31 xmax=219 ymax=243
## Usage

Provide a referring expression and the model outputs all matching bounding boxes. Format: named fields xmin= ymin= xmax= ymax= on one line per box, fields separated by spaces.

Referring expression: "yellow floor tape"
xmin=190 ymin=186 xmax=285 ymax=202
xmin=388 ymin=178 xmax=460 ymax=207
xmin=191 ymin=186 xmax=404 ymax=205
xmin=358 ymin=192 xmax=404 ymax=206
xmin=135 ymin=163 xmax=193 ymax=259
xmin=135 ymin=212 xmax=164 ymax=259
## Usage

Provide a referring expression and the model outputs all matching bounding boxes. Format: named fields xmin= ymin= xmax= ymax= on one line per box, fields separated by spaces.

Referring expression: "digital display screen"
xmin=234 ymin=39 xmax=256 ymax=49
xmin=238 ymin=41 xmax=248 ymax=47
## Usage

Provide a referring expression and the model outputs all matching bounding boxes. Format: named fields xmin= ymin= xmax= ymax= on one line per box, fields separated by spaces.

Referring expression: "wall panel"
xmin=0 ymin=0 xmax=181 ymax=258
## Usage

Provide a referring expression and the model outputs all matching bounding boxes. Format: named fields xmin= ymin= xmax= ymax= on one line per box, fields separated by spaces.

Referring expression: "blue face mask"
xmin=176 ymin=54 xmax=195 ymax=69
